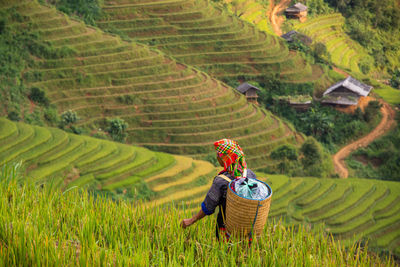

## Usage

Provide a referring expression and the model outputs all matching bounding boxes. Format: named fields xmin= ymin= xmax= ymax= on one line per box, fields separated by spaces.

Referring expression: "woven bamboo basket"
xmin=225 ymin=179 xmax=272 ymax=238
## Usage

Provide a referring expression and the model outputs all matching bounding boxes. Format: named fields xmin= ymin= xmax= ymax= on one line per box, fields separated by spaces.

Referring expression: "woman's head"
xmin=214 ymin=139 xmax=247 ymax=178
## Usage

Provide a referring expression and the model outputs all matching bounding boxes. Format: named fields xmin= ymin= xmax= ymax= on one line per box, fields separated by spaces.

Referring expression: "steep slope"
xmin=1 ymin=117 xmax=398 ymax=256
xmin=1 ymin=0 xmax=303 ymax=170
xmin=97 ymin=0 xmax=327 ymax=85
xmin=294 ymin=13 xmax=370 ymax=74
xmin=155 ymin=171 xmax=400 ymax=257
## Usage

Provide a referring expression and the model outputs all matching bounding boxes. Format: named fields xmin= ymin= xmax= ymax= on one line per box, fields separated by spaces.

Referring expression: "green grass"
xmin=0 ymin=118 xmax=385 ymax=256
xmin=0 ymin=172 xmax=394 ymax=266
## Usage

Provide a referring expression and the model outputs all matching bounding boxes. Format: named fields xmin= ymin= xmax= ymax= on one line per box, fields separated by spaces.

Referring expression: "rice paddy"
xmin=1 ymin=118 xmax=399 ymax=258
xmin=1 ymin=0 xmax=304 ymax=170
xmin=96 ymin=0 xmax=328 ymax=85
xmin=0 ymin=170 xmax=395 ymax=266
xmin=294 ymin=13 xmax=369 ymax=75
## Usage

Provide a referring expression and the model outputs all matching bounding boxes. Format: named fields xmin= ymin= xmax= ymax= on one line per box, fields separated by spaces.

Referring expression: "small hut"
xmin=285 ymin=3 xmax=308 ymax=21
xmin=236 ymin=82 xmax=260 ymax=104
xmin=281 ymin=30 xmax=312 ymax=44
xmin=321 ymin=76 xmax=373 ymax=107
xmin=277 ymin=95 xmax=312 ymax=111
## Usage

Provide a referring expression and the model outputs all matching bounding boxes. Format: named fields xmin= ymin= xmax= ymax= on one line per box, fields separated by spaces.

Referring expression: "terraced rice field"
xmin=97 ymin=0 xmax=326 ymax=84
xmin=294 ymin=14 xmax=370 ymax=74
xmin=220 ymin=0 xmax=275 ymax=35
xmin=1 ymin=118 xmax=399 ymax=256
xmin=0 ymin=117 xmax=177 ymax=197
xmin=152 ymin=171 xmax=400 ymax=257
xmin=3 ymin=1 xmax=304 ymax=170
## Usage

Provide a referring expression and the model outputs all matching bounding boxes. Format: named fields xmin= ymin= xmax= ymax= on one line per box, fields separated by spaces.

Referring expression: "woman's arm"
xmin=180 ymin=209 xmax=206 ymax=228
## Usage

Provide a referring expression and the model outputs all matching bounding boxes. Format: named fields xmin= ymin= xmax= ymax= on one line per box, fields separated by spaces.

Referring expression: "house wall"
xmin=246 ymin=89 xmax=258 ymax=97
xmin=332 ymin=86 xmax=357 ymax=95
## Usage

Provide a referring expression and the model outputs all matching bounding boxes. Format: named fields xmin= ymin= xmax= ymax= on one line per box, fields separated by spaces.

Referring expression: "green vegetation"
xmin=325 ymin=0 xmax=400 ymax=72
xmin=263 ymin=98 xmax=382 ymax=152
xmin=293 ymin=13 xmax=371 ymax=75
xmin=347 ymin=112 xmax=400 ymax=181
xmin=214 ymin=0 xmax=275 ymax=35
xmin=0 ymin=117 xmax=180 ymax=200
xmin=0 ymin=168 xmax=394 ymax=266
xmin=106 ymin=117 xmax=128 ymax=143
xmin=0 ymin=0 xmax=304 ymax=169
xmin=267 ymin=137 xmax=334 ymax=178
xmin=43 ymin=0 xmax=102 ymax=25
xmin=95 ymin=0 xmax=331 ymax=89
xmin=0 ymin=118 xmax=399 ymax=257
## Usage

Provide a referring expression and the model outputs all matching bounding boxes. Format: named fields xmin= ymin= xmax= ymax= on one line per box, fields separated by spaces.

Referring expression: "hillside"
xmin=0 ymin=175 xmax=393 ymax=266
xmin=0 ymin=117 xmax=218 ymax=200
xmin=294 ymin=13 xmax=369 ymax=74
xmin=0 ymin=0 xmax=304 ymax=170
xmin=1 ymin=118 xmax=399 ymax=257
xmin=167 ymin=173 xmax=400 ymax=257
xmin=96 ymin=0 xmax=330 ymax=87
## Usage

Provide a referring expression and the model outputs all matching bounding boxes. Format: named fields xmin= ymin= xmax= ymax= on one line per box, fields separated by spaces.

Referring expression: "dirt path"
xmin=333 ymin=66 xmax=349 ymax=77
xmin=270 ymin=0 xmax=291 ymax=36
xmin=333 ymin=100 xmax=396 ymax=178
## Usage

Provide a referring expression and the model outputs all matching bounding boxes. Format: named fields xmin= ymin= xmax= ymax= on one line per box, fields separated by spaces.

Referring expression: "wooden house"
xmin=285 ymin=3 xmax=308 ymax=21
xmin=321 ymin=76 xmax=373 ymax=107
xmin=236 ymin=82 xmax=260 ymax=104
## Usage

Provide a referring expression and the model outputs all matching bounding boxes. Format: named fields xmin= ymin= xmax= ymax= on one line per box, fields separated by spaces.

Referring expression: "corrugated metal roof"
xmin=323 ymin=76 xmax=373 ymax=97
xmin=281 ymin=30 xmax=298 ymax=41
xmin=286 ymin=3 xmax=308 ymax=12
xmin=236 ymin=82 xmax=260 ymax=94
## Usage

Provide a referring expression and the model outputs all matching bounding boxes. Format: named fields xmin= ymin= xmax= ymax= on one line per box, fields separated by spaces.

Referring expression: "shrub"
xmin=106 ymin=118 xmax=128 ymax=143
xmin=49 ymin=0 xmax=103 ymax=25
xmin=60 ymin=110 xmax=78 ymax=125
xmin=363 ymin=100 xmax=382 ymax=122
xmin=44 ymin=107 xmax=59 ymax=125
xmin=29 ymin=87 xmax=49 ymax=107
xmin=7 ymin=110 xmax=21 ymax=121
xmin=270 ymin=145 xmax=298 ymax=161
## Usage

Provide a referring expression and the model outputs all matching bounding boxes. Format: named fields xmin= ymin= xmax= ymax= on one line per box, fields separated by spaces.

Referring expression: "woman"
xmin=180 ymin=138 xmax=256 ymax=240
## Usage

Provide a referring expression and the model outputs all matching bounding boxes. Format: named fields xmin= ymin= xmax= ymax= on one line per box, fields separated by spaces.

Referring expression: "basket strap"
xmin=217 ymin=175 xmax=231 ymax=229
xmin=217 ymin=174 xmax=232 ymax=183
xmin=249 ymin=201 xmax=262 ymax=243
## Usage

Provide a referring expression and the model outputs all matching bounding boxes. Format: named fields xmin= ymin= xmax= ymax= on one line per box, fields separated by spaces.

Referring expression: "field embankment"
xmin=0 ymin=117 xmax=399 ymax=257
xmin=96 ymin=0 xmax=328 ymax=86
xmin=0 ymin=1 xmax=304 ymax=169
xmin=294 ymin=13 xmax=370 ymax=75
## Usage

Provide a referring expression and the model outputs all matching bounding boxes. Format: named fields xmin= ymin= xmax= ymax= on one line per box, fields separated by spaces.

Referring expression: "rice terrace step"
xmin=0 ymin=0 xmax=305 ymax=169
xmin=0 ymin=118 xmax=399 ymax=257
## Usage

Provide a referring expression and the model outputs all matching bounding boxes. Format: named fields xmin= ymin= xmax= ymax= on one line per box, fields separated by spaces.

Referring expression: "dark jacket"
xmin=201 ymin=170 xmax=257 ymax=236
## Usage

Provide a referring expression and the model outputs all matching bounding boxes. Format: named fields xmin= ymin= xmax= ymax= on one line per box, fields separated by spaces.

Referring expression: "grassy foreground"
xmin=0 ymin=165 xmax=395 ymax=266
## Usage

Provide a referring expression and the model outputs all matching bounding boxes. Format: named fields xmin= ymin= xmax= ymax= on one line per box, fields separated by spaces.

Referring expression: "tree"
xmin=29 ymin=87 xmax=49 ymax=107
xmin=301 ymin=108 xmax=334 ymax=142
xmin=300 ymin=137 xmax=322 ymax=167
xmin=390 ymin=68 xmax=400 ymax=89
xmin=106 ymin=118 xmax=128 ymax=143
xmin=271 ymin=145 xmax=298 ymax=161
xmin=271 ymin=145 xmax=300 ymax=175
xmin=60 ymin=110 xmax=78 ymax=125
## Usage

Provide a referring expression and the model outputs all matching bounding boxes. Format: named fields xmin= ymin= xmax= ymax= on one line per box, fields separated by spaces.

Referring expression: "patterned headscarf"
xmin=214 ymin=138 xmax=247 ymax=179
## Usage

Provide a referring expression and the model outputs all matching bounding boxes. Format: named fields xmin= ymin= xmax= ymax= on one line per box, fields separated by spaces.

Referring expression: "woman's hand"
xmin=181 ymin=209 xmax=206 ymax=229
xmin=180 ymin=218 xmax=194 ymax=229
